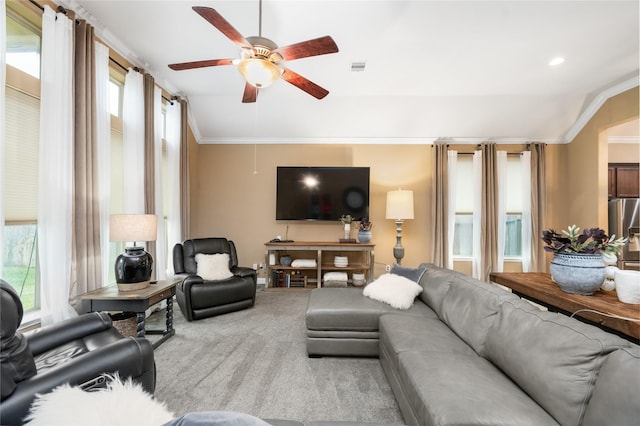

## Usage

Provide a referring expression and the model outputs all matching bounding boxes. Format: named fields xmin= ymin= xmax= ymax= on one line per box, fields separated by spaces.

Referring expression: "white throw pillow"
xmin=24 ymin=376 xmax=174 ymax=426
xmin=363 ymin=273 xmax=424 ymax=310
xmin=195 ymin=253 xmax=233 ymax=281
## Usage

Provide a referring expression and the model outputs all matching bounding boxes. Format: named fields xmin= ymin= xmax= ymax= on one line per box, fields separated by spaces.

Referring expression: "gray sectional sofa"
xmin=305 ymin=263 xmax=640 ymax=426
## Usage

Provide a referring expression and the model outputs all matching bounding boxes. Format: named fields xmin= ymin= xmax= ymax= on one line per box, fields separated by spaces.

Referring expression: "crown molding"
xmin=196 ymin=136 xmax=565 ymax=145
xmin=608 ymin=136 xmax=640 ymax=144
xmin=564 ymin=76 xmax=640 ymax=143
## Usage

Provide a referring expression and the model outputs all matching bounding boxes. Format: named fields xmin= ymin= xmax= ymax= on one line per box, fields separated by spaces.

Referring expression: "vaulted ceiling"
xmin=62 ymin=0 xmax=639 ymax=144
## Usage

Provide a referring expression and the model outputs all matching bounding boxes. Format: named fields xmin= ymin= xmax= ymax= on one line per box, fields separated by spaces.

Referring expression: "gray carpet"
xmin=148 ymin=289 xmax=403 ymax=424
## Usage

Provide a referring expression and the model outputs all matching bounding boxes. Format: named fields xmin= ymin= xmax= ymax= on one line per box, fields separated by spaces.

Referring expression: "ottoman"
xmin=305 ymin=288 xmax=436 ymax=357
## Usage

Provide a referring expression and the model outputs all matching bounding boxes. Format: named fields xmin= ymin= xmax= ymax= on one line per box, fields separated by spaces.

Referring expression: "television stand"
xmin=264 ymin=241 xmax=375 ymax=288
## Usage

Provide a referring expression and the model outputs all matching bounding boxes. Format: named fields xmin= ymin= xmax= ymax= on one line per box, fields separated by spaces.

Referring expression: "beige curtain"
xmin=431 ymin=143 xmax=449 ymax=267
xmin=530 ymin=143 xmax=547 ymax=272
xmin=179 ymin=99 xmax=190 ymax=240
xmin=143 ymin=73 xmax=157 ymax=279
xmin=480 ymin=143 xmax=499 ymax=281
xmin=72 ymin=18 xmax=102 ymax=295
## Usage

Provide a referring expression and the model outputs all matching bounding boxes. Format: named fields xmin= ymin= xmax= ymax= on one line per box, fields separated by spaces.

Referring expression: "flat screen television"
xmin=276 ymin=166 xmax=370 ymax=221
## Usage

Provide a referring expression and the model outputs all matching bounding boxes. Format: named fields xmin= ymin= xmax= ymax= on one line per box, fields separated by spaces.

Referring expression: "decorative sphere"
xmin=605 ymin=265 xmax=620 ymax=280
xmin=600 ymin=279 xmax=616 ymax=291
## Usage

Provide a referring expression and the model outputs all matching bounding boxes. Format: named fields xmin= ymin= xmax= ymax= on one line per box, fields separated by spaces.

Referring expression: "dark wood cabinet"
xmin=608 ymin=167 xmax=617 ymax=199
xmin=609 ymin=163 xmax=639 ymax=199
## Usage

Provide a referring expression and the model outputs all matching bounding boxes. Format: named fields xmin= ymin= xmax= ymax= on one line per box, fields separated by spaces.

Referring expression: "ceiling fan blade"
xmin=242 ymin=83 xmax=257 ymax=103
xmin=168 ymin=59 xmax=234 ymax=71
xmin=273 ymin=36 xmax=339 ymax=61
xmin=192 ymin=6 xmax=253 ymax=50
xmin=281 ymin=68 xmax=329 ymax=100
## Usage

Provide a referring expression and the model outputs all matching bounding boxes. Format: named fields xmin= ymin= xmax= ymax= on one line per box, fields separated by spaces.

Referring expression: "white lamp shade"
xmin=237 ymin=58 xmax=282 ymax=88
xmin=110 ymin=214 xmax=158 ymax=242
xmin=386 ymin=190 xmax=414 ymax=220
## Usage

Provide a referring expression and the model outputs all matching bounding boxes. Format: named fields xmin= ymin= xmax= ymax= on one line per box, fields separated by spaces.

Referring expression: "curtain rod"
xmin=27 ymin=1 xmax=176 ymax=105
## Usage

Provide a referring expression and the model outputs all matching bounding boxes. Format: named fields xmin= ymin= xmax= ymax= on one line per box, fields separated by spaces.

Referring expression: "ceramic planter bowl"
xmin=550 ymin=252 xmax=606 ymax=295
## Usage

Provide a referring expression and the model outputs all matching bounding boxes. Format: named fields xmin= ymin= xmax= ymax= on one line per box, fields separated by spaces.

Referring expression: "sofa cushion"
xmin=390 ymin=264 xmax=426 ymax=282
xmin=195 ymin=253 xmax=233 ymax=281
xmin=582 ymin=346 xmax=640 ymax=426
xmin=483 ymin=299 xmax=630 ymax=426
xmin=416 ymin=264 xmax=462 ymax=316
xmin=439 ymin=276 xmax=516 ymax=354
xmin=395 ymin=351 xmax=558 ymax=426
xmin=379 ymin=315 xmax=475 ymax=376
xmin=363 ymin=274 xmax=423 ymax=310
xmin=306 ymin=288 xmax=436 ymax=333
xmin=379 ymin=315 xmax=475 ymax=356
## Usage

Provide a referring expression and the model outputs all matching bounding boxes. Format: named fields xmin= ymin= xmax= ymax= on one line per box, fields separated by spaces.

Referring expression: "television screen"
xmin=276 ymin=166 xmax=370 ymax=221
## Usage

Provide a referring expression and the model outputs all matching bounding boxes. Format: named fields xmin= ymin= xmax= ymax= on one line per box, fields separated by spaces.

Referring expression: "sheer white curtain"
xmin=95 ymin=41 xmax=111 ymax=285
xmin=521 ymin=151 xmax=533 ymax=272
xmin=0 ymin=0 xmax=6 ymax=278
xmin=38 ymin=6 xmax=76 ymax=324
xmin=446 ymin=151 xmax=457 ymax=270
xmin=153 ymin=87 xmax=167 ymax=280
xmin=496 ymin=151 xmax=508 ymax=272
xmin=471 ymin=150 xmax=482 ymax=279
xmin=123 ymin=69 xmax=145 ymax=214
xmin=165 ymin=101 xmax=182 ymax=276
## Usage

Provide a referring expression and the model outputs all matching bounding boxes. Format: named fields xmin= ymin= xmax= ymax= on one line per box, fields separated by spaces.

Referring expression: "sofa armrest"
xmin=26 ymin=312 xmax=113 ymax=356
xmin=178 ymin=274 xmax=205 ymax=292
xmin=0 ymin=337 xmax=155 ymax=426
xmin=232 ymin=267 xmax=257 ymax=279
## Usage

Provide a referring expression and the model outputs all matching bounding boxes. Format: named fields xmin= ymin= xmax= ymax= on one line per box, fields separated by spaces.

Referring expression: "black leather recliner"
xmin=173 ymin=238 xmax=257 ymax=321
xmin=0 ymin=280 xmax=156 ymax=426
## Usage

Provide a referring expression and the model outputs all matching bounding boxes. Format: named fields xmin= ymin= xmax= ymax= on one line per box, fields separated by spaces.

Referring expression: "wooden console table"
xmin=490 ymin=272 xmax=640 ymax=342
xmin=79 ymin=279 xmax=179 ymax=349
xmin=265 ymin=241 xmax=375 ymax=288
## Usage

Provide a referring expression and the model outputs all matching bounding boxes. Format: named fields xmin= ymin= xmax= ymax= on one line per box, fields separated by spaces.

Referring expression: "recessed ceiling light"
xmin=549 ymin=57 xmax=565 ymax=66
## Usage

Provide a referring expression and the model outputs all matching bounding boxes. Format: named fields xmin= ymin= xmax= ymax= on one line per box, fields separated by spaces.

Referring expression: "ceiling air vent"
xmin=351 ymin=62 xmax=366 ymax=72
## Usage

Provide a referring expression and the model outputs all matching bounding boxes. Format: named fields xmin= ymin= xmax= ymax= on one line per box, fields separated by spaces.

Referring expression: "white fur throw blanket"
xmin=24 ymin=376 xmax=175 ymax=426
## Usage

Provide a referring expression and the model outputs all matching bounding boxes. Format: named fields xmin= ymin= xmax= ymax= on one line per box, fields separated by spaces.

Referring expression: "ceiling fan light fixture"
xmin=237 ymin=58 xmax=282 ymax=88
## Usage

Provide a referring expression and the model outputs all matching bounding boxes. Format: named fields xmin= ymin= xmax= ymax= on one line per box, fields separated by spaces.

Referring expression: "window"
xmin=451 ymin=153 xmax=525 ymax=260
xmin=4 ymin=9 xmax=42 ymax=313
xmin=6 ymin=10 xmax=41 ymax=78
xmin=109 ymin=78 xmax=122 ymax=117
xmin=503 ymin=155 xmax=524 ymax=258
xmin=452 ymin=155 xmax=474 ymax=257
xmin=108 ymin=71 xmax=125 ymax=283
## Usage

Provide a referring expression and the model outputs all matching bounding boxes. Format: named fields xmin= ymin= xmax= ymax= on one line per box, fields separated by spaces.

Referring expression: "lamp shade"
xmin=386 ymin=190 xmax=414 ymax=220
xmin=237 ymin=58 xmax=282 ymax=88
xmin=110 ymin=214 xmax=157 ymax=243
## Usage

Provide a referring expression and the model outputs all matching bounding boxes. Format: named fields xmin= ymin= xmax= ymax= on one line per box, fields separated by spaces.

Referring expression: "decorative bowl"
xmin=550 ymin=252 xmax=605 ymax=295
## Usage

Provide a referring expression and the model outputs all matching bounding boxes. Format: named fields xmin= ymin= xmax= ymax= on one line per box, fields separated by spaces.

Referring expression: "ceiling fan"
xmin=168 ymin=2 xmax=339 ymax=103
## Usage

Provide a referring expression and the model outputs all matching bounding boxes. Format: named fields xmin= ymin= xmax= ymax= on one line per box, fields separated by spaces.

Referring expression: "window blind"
xmin=5 ymin=86 xmax=39 ymax=222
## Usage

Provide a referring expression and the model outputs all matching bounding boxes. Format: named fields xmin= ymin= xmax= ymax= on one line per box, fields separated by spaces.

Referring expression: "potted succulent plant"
xmin=542 ymin=225 xmax=627 ymax=295
xmin=357 ymin=218 xmax=373 ymax=243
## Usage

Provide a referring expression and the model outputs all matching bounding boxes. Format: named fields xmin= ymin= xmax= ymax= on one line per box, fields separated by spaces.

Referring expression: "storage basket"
xmin=109 ymin=312 xmax=138 ymax=337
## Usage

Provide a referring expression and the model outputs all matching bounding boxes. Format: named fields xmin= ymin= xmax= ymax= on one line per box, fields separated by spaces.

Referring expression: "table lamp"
xmin=110 ymin=214 xmax=157 ymax=291
xmin=386 ymin=189 xmax=414 ymax=265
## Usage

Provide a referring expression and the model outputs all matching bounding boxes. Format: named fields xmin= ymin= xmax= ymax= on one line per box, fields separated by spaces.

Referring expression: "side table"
xmin=79 ymin=279 xmax=180 ymax=349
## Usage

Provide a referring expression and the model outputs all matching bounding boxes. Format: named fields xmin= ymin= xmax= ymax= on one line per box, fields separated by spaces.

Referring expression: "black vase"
xmin=114 ymin=247 xmax=153 ymax=291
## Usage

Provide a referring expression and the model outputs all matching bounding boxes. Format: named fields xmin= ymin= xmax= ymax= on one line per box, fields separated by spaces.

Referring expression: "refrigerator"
xmin=608 ymin=198 xmax=640 ymax=271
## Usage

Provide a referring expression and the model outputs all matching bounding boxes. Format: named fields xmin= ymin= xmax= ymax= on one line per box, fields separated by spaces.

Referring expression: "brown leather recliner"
xmin=173 ymin=238 xmax=257 ymax=321
xmin=0 ymin=280 xmax=156 ymax=426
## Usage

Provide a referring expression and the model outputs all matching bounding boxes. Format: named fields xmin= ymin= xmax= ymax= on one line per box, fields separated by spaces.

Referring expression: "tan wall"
xmin=609 ymin=142 xmax=640 ymax=163
xmin=187 ymin=144 xmax=433 ymax=277
xmin=186 ymin=87 xmax=639 ymax=278
xmin=549 ymin=87 xmax=639 ymax=232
